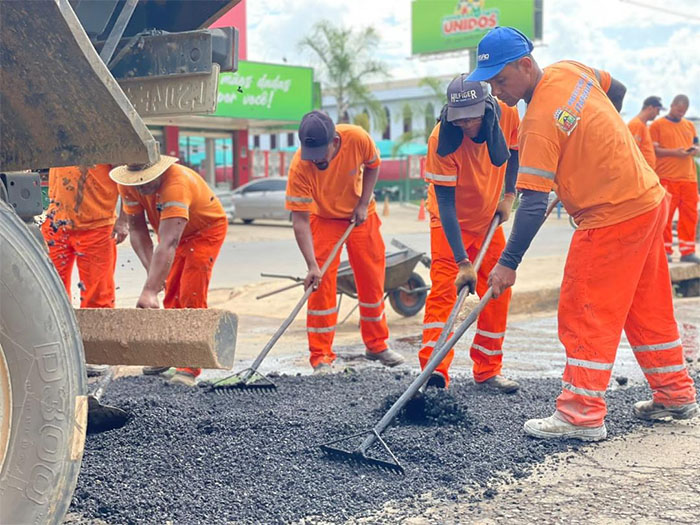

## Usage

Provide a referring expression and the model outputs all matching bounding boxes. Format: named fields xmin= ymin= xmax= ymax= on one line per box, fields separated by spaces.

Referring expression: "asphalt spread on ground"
xmin=69 ymin=370 xmax=668 ymax=524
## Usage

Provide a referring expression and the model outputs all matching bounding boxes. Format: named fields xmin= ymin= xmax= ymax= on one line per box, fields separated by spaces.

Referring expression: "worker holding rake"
xmin=286 ymin=110 xmax=404 ymax=373
xmin=420 ymin=76 xmax=521 ymax=393
xmin=470 ymin=27 xmax=698 ymax=441
xmin=110 ymin=156 xmax=228 ymax=386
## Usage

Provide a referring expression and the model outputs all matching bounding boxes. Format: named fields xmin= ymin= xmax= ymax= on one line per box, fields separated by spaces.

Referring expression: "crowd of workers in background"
xmin=41 ymin=25 xmax=699 ymax=441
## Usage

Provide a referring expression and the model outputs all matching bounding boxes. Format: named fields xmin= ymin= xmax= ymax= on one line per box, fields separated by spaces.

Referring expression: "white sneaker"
xmin=524 ymin=412 xmax=607 ymax=442
xmin=168 ymin=370 xmax=197 ymax=387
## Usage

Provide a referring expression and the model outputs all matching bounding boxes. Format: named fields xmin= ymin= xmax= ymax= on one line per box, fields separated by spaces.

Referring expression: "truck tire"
xmin=0 ymin=200 xmax=87 ymax=525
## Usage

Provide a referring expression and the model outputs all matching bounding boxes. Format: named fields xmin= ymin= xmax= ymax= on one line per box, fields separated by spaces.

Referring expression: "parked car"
xmin=232 ymin=177 xmax=289 ymax=224
xmin=214 ymin=188 xmax=236 ymax=224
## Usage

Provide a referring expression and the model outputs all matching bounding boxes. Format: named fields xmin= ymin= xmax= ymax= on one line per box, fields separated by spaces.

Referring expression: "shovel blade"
xmin=87 ymin=395 xmax=129 ymax=434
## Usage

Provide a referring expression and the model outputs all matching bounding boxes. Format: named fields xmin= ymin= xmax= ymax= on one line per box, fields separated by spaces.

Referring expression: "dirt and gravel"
xmin=66 ymin=369 xmax=696 ymax=525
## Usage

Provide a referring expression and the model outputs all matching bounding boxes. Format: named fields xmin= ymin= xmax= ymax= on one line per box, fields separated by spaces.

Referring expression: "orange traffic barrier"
xmin=383 ymin=195 xmax=390 ymax=217
xmin=417 ymin=198 xmax=426 ymax=221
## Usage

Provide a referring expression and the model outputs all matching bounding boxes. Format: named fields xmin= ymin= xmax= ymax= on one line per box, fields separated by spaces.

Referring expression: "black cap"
xmin=643 ymin=96 xmax=666 ymax=110
xmin=298 ymin=110 xmax=335 ymax=161
xmin=446 ymin=75 xmax=488 ymax=122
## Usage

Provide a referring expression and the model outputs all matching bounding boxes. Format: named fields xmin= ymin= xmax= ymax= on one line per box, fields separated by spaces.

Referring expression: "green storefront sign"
xmin=215 ymin=61 xmax=314 ymax=121
xmin=412 ymin=0 xmax=535 ymax=55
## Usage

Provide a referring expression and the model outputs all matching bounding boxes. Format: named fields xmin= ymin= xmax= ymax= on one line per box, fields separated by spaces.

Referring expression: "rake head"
xmin=207 ymin=368 xmax=277 ymax=394
xmin=319 ymin=430 xmax=405 ymax=475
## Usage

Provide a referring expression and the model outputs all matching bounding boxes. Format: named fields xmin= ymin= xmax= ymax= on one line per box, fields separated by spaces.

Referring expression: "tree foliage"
xmin=299 ymin=20 xmax=389 ymax=132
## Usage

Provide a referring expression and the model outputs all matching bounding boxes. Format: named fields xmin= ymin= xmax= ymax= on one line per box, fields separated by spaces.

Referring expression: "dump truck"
xmin=0 ymin=1 xmax=239 ymax=523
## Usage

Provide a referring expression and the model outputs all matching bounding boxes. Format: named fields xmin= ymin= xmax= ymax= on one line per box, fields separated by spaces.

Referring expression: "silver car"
xmin=232 ymin=178 xmax=289 ymax=224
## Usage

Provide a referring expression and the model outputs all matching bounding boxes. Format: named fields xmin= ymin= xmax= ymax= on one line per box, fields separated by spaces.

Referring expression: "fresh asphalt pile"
xmin=69 ymin=369 xmax=676 ymax=524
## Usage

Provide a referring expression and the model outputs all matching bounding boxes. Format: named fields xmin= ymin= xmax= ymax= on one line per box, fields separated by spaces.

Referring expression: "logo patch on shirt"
xmin=554 ymin=108 xmax=579 ymax=136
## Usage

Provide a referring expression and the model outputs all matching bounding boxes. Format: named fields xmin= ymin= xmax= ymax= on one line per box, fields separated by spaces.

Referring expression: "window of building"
xmin=287 ymin=133 xmax=295 ymax=147
xmin=382 ymin=107 xmax=391 ymax=140
xmin=270 ymin=134 xmax=277 ymax=150
xmin=403 ymin=107 xmax=413 ymax=134
xmin=253 ymin=135 xmax=260 ymax=149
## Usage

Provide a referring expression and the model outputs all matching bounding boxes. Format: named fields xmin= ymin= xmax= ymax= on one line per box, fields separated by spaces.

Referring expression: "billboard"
xmin=215 ymin=61 xmax=314 ymax=121
xmin=412 ymin=0 xmax=540 ymax=56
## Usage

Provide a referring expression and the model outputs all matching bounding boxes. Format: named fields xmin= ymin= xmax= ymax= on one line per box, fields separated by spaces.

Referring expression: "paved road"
xmin=104 ymin=216 xmax=575 ymax=305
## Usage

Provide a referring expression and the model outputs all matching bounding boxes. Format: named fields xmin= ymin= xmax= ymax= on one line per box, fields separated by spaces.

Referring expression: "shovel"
xmin=86 ymin=367 xmax=129 ymax=434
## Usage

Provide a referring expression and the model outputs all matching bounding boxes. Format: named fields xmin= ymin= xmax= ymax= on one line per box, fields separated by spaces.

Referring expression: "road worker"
xmin=42 ymin=164 xmax=127 ymax=308
xmin=627 ymin=96 xmax=663 ymax=170
xmin=420 ymin=76 xmax=520 ymax=393
xmin=649 ymin=94 xmax=700 ymax=263
xmin=286 ymin=110 xmax=404 ymax=373
xmin=110 ymin=156 xmax=228 ymax=386
xmin=469 ymin=27 xmax=698 ymax=441
xmin=41 ymin=164 xmax=127 ymax=376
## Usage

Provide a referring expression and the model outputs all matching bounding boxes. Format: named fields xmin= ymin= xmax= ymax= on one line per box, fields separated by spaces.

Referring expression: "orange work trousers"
xmin=307 ymin=213 xmax=389 ymax=368
xmin=661 ymin=179 xmax=698 ymax=256
xmin=556 ymin=197 xmax=696 ymax=426
xmin=164 ymin=219 xmax=227 ymax=377
xmin=419 ymin=223 xmax=511 ymax=386
xmin=41 ymin=222 xmax=116 ymax=308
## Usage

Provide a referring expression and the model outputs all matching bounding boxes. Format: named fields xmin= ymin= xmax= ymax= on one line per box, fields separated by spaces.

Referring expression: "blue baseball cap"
xmin=467 ymin=27 xmax=534 ymax=82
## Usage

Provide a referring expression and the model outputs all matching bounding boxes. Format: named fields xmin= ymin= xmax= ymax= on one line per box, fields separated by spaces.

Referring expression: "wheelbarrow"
xmin=258 ymin=239 xmax=431 ymax=321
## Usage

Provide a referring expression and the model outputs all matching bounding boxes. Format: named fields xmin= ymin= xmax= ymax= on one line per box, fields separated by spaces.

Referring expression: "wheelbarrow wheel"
xmin=389 ymin=272 xmax=427 ymax=317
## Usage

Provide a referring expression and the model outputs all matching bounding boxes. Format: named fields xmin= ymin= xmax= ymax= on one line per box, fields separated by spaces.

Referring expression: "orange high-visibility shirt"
xmin=47 ymin=164 xmax=117 ymax=230
xmin=424 ymin=100 xmax=520 ymax=236
xmin=627 ymin=116 xmax=656 ymax=170
xmin=285 ymin=124 xmax=381 ymax=219
xmin=649 ymin=116 xmax=697 ymax=182
xmin=516 ymin=61 xmax=665 ymax=230
xmin=119 ymin=164 xmax=226 ymax=238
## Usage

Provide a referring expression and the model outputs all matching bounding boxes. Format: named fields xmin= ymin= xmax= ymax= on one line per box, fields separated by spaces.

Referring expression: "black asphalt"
xmin=69 ymin=370 xmax=679 ymax=524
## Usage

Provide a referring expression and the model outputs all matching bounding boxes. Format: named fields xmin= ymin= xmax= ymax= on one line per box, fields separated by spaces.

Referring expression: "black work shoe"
xmin=476 ymin=375 xmax=520 ymax=394
xmin=426 ymin=372 xmax=447 ymax=389
xmin=142 ymin=366 xmax=171 ymax=376
xmin=633 ymin=400 xmax=700 ymax=421
xmin=365 ymin=348 xmax=405 ymax=367
xmin=86 ymin=364 xmax=108 ymax=377
xmin=680 ymin=253 xmax=700 ymax=264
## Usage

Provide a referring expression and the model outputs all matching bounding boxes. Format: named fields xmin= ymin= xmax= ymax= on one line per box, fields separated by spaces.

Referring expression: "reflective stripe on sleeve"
xmin=562 ymin=381 xmax=606 ymax=398
xmin=476 ymin=329 xmax=505 ymax=339
xmin=160 ymin=201 xmax=188 ymax=210
xmin=566 ymin=357 xmax=614 ymax=371
xmin=307 ymin=325 xmax=336 ymax=334
xmin=631 ymin=339 xmax=682 ymax=352
xmin=365 ymin=154 xmax=378 ymax=166
xmin=286 ymin=195 xmax=313 ymax=203
xmin=308 ymin=307 xmax=338 ymax=316
xmin=425 ymin=172 xmax=457 ymax=183
xmin=641 ymin=364 xmax=686 ymax=375
xmin=518 ymin=166 xmax=556 ymax=180
xmin=472 ymin=343 xmax=503 ymax=356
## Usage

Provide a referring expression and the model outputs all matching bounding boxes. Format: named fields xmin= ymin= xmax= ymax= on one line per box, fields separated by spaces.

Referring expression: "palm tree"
xmin=299 ymin=20 xmax=389 ymax=133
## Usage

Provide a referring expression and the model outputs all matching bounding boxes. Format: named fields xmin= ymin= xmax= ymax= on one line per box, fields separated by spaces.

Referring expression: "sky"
xmin=247 ymin=0 xmax=700 ymax=119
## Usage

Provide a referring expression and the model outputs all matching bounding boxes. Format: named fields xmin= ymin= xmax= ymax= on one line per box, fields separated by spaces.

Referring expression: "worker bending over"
xmin=649 ymin=94 xmax=700 ymax=263
xmin=286 ymin=110 xmax=404 ymax=373
xmin=420 ymin=76 xmax=520 ymax=393
xmin=110 ymin=156 xmax=228 ymax=386
xmin=469 ymin=27 xmax=697 ymax=441
xmin=627 ymin=96 xmax=663 ymax=171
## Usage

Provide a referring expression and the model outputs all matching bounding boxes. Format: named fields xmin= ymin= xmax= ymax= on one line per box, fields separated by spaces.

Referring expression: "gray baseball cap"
xmin=446 ymin=75 xmax=488 ymax=122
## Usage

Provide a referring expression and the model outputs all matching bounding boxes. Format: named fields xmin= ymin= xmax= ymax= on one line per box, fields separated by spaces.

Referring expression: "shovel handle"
xmin=256 ymin=281 xmax=304 ymax=300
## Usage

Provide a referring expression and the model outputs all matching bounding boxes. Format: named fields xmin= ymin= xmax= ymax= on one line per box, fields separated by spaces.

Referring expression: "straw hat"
xmin=109 ymin=155 xmax=179 ymax=186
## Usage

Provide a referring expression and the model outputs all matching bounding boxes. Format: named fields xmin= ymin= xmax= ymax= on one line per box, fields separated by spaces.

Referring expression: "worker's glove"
xmin=495 ymin=193 xmax=516 ymax=224
xmin=455 ymin=259 xmax=477 ymax=294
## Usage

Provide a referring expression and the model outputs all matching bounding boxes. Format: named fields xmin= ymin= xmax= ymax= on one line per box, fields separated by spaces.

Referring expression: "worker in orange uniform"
xmin=469 ymin=27 xmax=697 ymax=441
xmin=41 ymin=164 xmax=127 ymax=308
xmin=110 ymin=156 xmax=228 ymax=386
xmin=649 ymin=94 xmax=700 ymax=263
xmin=628 ymin=96 xmax=664 ymax=170
xmin=286 ymin=110 xmax=404 ymax=373
xmin=420 ymin=76 xmax=520 ymax=393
